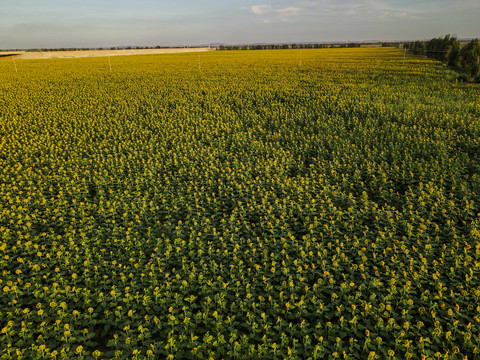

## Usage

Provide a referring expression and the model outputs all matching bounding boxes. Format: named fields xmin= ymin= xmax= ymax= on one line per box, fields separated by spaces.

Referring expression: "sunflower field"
xmin=0 ymin=48 xmax=479 ymax=359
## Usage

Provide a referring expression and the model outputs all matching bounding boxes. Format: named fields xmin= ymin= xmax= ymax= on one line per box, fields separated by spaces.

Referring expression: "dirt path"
xmin=2 ymin=48 xmax=213 ymax=60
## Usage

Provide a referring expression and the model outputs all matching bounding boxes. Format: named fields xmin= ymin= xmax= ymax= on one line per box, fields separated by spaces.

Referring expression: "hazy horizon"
xmin=1 ymin=0 xmax=479 ymax=50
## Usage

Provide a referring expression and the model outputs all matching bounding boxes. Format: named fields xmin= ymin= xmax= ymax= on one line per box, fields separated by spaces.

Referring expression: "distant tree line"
xmin=404 ymin=35 xmax=480 ymax=80
xmin=217 ymin=42 xmax=396 ymax=51
xmin=1 ymin=46 xmax=190 ymax=52
xmin=381 ymin=42 xmax=403 ymax=48
xmin=219 ymin=44 xmax=331 ymax=50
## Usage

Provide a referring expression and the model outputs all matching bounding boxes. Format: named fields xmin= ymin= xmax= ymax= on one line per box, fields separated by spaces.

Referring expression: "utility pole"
xmin=198 ymin=54 xmax=201 ymax=70
xmin=108 ymin=56 xmax=112 ymax=71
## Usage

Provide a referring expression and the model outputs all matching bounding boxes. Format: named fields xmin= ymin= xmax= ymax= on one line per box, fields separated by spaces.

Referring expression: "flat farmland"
xmin=0 ymin=48 xmax=479 ymax=359
xmin=6 ymin=48 xmax=211 ymax=60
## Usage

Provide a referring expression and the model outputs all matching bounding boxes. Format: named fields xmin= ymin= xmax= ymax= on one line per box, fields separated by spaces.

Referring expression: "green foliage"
xmin=460 ymin=39 xmax=480 ymax=79
xmin=0 ymin=48 xmax=479 ymax=359
xmin=406 ymin=41 xmax=426 ymax=56
xmin=405 ymin=35 xmax=479 ymax=80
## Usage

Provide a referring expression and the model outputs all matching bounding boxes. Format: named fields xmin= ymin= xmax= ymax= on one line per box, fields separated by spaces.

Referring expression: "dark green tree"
xmin=460 ymin=39 xmax=480 ymax=79
xmin=447 ymin=37 xmax=461 ymax=67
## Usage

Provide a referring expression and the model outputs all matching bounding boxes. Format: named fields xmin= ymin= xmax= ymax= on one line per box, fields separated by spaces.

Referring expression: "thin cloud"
xmin=277 ymin=7 xmax=301 ymax=16
xmin=251 ymin=4 xmax=302 ymax=22
xmin=251 ymin=5 xmax=270 ymax=15
xmin=290 ymin=0 xmax=423 ymax=21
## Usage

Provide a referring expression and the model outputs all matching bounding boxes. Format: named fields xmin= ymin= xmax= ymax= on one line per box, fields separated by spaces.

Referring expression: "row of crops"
xmin=1 ymin=48 xmax=479 ymax=359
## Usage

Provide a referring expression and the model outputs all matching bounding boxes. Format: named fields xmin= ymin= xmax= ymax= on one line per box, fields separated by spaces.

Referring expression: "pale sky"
xmin=0 ymin=0 xmax=479 ymax=49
